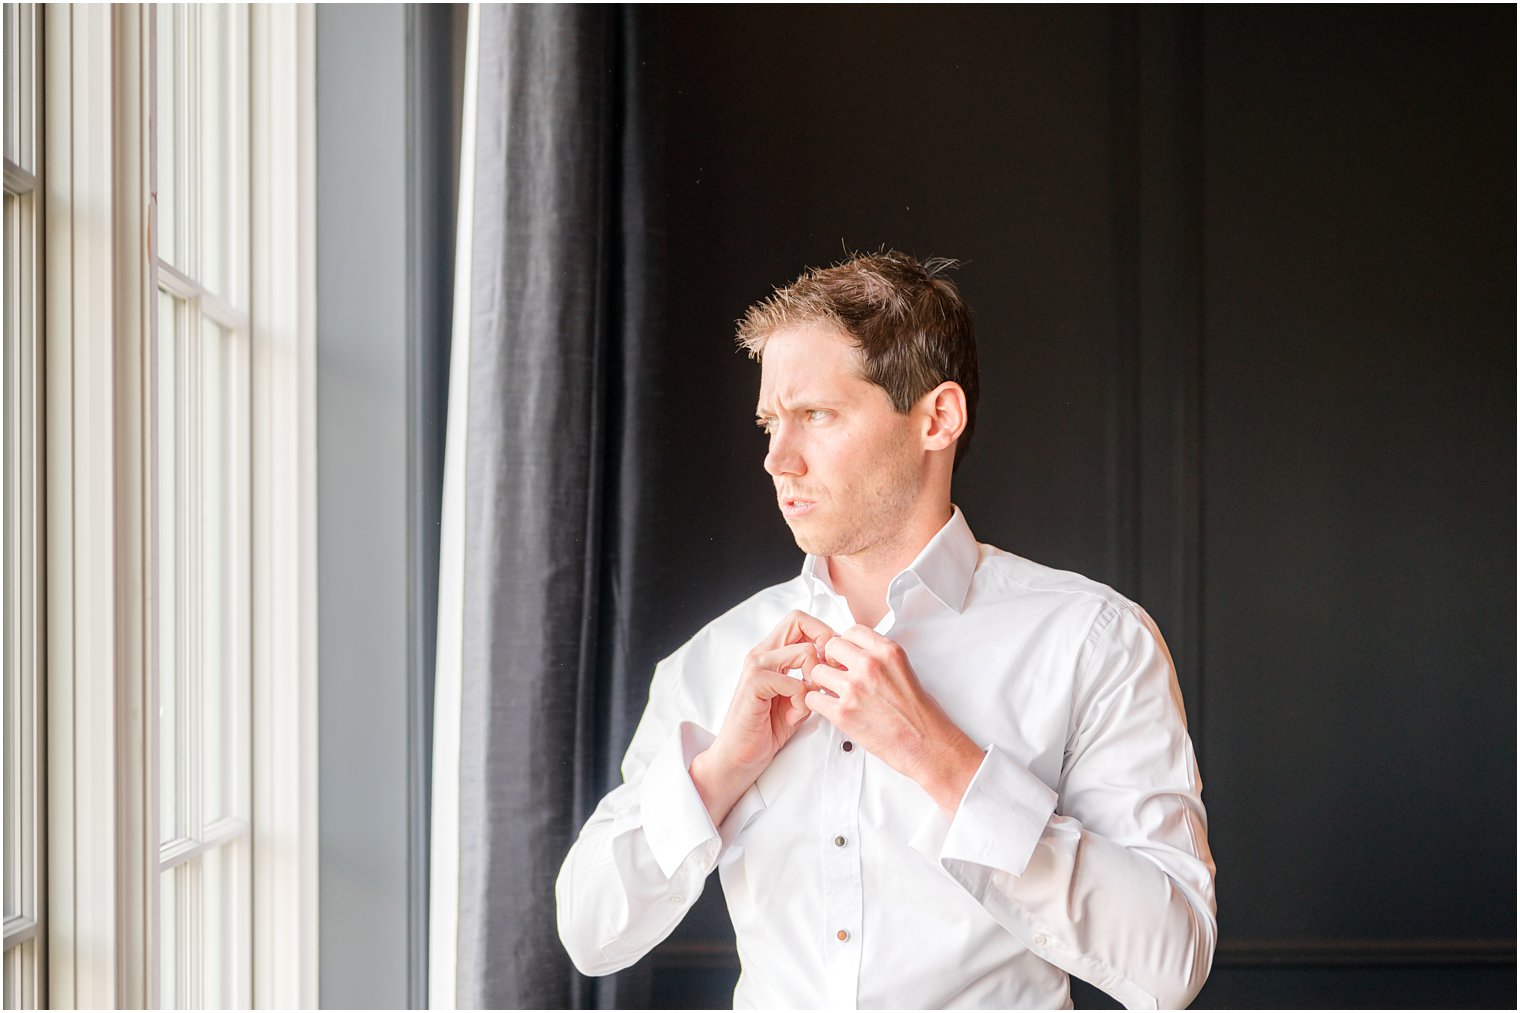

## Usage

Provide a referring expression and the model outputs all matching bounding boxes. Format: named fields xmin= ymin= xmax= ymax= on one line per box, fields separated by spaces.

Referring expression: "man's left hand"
xmin=805 ymin=626 xmax=987 ymax=814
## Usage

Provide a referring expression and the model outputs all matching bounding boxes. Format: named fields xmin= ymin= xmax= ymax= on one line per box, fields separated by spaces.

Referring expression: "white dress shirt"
xmin=556 ymin=507 xmax=1216 ymax=1009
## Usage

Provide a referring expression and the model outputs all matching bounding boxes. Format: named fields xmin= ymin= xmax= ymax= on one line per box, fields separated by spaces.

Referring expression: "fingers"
xmin=784 ymin=690 xmax=811 ymax=726
xmin=819 ymin=626 xmax=903 ymax=672
xmin=807 ymin=661 xmax=848 ymax=696
xmin=811 ymin=629 xmax=914 ymax=714
xmin=747 ymin=641 xmax=824 ymax=678
xmin=805 ymin=688 xmax=841 ymax=724
xmin=818 ymin=634 xmax=866 ymax=670
xmin=742 ymin=666 xmax=812 ymax=701
xmin=759 ymin=609 xmax=835 ymax=652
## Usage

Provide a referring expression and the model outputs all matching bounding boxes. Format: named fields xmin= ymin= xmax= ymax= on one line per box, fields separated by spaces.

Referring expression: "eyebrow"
xmin=754 ymin=397 xmax=849 ymax=415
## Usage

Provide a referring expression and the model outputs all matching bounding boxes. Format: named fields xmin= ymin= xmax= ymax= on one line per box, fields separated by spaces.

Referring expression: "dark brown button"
xmin=836 ymin=929 xmax=849 ymax=942
xmin=842 ymin=740 xmax=853 ymax=752
xmin=833 ymin=835 xmax=847 ymax=847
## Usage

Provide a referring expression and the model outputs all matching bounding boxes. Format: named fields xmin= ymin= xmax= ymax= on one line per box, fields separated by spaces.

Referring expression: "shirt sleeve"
xmin=909 ymin=604 xmax=1217 ymax=1010
xmin=555 ymin=656 xmax=752 ymax=977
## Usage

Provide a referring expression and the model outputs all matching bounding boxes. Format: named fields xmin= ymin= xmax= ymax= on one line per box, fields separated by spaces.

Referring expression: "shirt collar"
xmin=800 ymin=505 xmax=981 ymax=616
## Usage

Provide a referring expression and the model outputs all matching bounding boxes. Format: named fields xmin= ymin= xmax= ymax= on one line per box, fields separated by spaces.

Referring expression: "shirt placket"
xmin=808 ymin=582 xmax=887 ymax=1008
xmin=820 ymin=717 xmax=866 ymax=1008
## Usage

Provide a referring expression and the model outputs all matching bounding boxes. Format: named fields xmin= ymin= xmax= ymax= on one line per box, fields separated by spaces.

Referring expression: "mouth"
xmin=778 ymin=496 xmax=817 ymax=519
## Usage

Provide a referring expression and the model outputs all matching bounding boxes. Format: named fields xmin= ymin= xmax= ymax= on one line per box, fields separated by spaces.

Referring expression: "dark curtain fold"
xmin=456 ymin=6 xmax=660 ymax=1008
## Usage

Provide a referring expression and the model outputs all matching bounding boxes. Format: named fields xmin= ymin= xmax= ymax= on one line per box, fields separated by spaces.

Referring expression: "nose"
xmin=763 ymin=422 xmax=805 ymax=478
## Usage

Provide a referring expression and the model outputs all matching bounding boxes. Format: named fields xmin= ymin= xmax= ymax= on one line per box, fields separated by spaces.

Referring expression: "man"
xmin=556 ymin=252 xmax=1216 ymax=1009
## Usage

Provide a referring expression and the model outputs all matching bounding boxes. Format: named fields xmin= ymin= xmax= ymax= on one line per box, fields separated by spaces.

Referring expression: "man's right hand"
xmin=689 ymin=609 xmax=834 ymax=826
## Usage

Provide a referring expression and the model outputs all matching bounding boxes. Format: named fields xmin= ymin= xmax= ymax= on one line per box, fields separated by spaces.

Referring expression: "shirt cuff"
xmin=641 ymin=721 xmax=722 ymax=879
xmin=909 ymin=742 xmax=1058 ymax=881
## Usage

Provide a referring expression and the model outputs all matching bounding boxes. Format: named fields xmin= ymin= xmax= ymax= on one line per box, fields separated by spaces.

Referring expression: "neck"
xmin=826 ymin=502 xmax=953 ymax=627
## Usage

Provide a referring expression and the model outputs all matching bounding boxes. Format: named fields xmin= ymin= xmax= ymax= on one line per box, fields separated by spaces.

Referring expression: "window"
xmin=153 ymin=5 xmax=253 ymax=1007
xmin=3 ymin=3 xmax=46 ymax=1008
xmin=13 ymin=5 xmax=317 ymax=1007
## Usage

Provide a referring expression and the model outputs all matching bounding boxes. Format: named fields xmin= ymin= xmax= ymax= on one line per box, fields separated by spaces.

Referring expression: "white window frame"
xmin=39 ymin=5 xmax=317 ymax=1007
xmin=248 ymin=5 xmax=319 ymax=1007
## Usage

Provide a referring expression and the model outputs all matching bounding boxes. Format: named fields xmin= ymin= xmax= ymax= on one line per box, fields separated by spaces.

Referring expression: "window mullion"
xmin=158 ymin=818 xmax=251 ymax=873
xmin=156 ymin=261 xmax=249 ymax=335
xmin=3 ymin=159 xmax=37 ymax=196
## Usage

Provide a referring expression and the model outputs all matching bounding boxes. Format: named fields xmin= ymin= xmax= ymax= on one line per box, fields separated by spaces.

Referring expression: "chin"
xmin=783 ymin=520 xmax=824 ymax=556
xmin=787 ymin=523 xmax=853 ymax=559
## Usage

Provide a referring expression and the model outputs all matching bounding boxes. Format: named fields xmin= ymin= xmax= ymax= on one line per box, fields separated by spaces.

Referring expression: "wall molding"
xmin=1214 ymin=938 xmax=1516 ymax=968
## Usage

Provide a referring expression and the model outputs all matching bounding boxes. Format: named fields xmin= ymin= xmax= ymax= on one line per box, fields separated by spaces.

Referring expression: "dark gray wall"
xmin=623 ymin=6 xmax=1515 ymax=1008
xmin=317 ymin=5 xmax=460 ymax=1008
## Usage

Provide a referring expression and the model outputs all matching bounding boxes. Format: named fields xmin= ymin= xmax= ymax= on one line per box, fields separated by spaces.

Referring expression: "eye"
xmin=755 ymin=416 xmax=776 ymax=435
xmin=805 ymin=409 xmax=831 ymax=423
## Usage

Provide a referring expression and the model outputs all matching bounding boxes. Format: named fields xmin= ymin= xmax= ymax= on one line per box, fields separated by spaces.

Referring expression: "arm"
xmin=555 ymin=611 xmax=830 ymax=976
xmin=554 ymin=699 xmax=726 ymax=978
xmin=908 ymin=606 xmax=1216 ymax=1009
xmin=808 ymin=608 xmax=1215 ymax=1009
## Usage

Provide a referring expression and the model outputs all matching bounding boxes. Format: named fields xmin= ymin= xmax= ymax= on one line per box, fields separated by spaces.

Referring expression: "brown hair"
xmin=736 ymin=250 xmax=980 ymax=468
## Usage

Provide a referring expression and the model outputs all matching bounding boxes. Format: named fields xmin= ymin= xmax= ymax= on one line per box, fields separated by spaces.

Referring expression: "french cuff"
xmin=909 ymin=743 xmax=1058 ymax=880
xmin=642 ymin=721 xmax=723 ymax=879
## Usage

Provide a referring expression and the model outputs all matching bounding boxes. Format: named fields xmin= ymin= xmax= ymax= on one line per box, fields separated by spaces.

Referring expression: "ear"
xmin=918 ymin=381 xmax=968 ymax=454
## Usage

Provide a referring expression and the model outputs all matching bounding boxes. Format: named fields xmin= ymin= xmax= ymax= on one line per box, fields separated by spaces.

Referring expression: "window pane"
xmin=3 ymin=664 xmax=14 ymax=924
xmin=3 ymin=3 xmax=31 ymax=171
xmin=3 ymin=184 xmax=37 ymax=951
xmin=3 ymin=190 xmax=16 ymax=926
xmin=4 ymin=942 xmax=32 ymax=1008
xmin=3 ymin=4 xmax=18 ymax=165
xmin=2 ymin=21 xmax=40 ymax=989
xmin=161 ymin=866 xmax=183 ymax=1009
xmin=158 ymin=290 xmax=185 ymax=841
xmin=199 ymin=5 xmax=250 ymax=306
xmin=201 ymin=319 xmax=233 ymax=824
xmin=156 ymin=4 xmax=183 ymax=268
xmin=201 ymin=843 xmax=243 ymax=1009
xmin=200 ymin=5 xmax=228 ymax=299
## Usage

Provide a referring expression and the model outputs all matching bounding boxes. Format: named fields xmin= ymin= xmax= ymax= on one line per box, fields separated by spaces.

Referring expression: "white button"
xmin=670 ymin=895 xmax=684 ymax=905
xmin=1033 ymin=934 xmax=1047 ymax=947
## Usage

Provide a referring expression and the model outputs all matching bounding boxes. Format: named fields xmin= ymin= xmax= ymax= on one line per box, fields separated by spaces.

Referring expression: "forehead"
xmin=756 ymin=322 xmax=871 ymax=407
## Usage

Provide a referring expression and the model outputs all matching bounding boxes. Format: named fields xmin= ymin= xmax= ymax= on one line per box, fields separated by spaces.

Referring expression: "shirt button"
xmin=833 ymin=835 xmax=847 ymax=847
xmin=670 ymin=896 xmax=684 ymax=906
xmin=842 ymin=740 xmax=853 ymax=752
xmin=1033 ymin=934 xmax=1048 ymax=947
xmin=836 ymin=929 xmax=849 ymax=942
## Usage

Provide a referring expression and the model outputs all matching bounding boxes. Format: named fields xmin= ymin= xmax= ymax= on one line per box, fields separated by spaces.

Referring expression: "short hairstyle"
xmin=736 ymin=250 xmax=980 ymax=468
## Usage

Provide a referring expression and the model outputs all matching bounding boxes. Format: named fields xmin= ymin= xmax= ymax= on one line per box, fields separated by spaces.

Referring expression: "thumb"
xmin=785 ymin=699 xmax=809 ymax=725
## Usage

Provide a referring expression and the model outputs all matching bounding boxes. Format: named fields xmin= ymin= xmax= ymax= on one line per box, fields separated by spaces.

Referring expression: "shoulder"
xmin=677 ymin=573 xmax=808 ymax=656
xmin=653 ymin=574 xmax=808 ymax=718
xmin=969 ymin=542 xmax=1139 ymax=618
xmin=965 ymin=542 xmax=1162 ymax=664
xmin=970 ymin=545 xmax=1180 ymax=727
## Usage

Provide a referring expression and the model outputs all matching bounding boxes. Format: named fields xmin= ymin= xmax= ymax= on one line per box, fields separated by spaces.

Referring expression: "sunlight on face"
xmin=755 ymin=323 xmax=925 ymax=560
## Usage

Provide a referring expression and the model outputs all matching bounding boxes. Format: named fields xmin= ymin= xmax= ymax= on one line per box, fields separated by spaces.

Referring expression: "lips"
xmin=778 ymin=495 xmax=818 ymax=519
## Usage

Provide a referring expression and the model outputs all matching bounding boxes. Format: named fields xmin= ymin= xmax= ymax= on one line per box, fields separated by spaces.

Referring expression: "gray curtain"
xmin=440 ymin=5 xmax=658 ymax=1008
